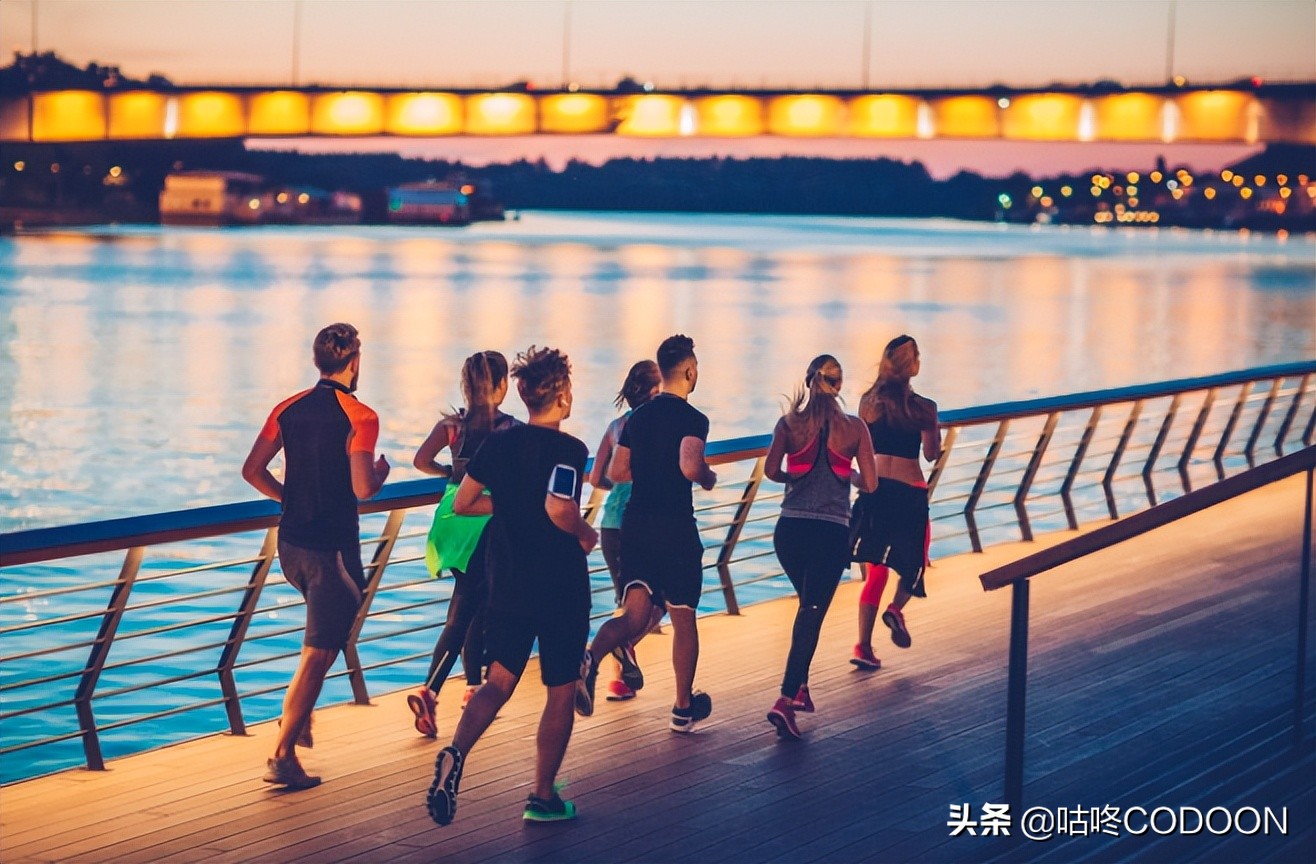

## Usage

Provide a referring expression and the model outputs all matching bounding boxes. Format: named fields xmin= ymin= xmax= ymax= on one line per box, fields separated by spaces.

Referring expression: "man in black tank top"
xmin=574 ymin=335 xmax=719 ymax=734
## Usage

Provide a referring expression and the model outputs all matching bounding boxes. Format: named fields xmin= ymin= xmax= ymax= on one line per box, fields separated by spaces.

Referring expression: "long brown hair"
xmin=445 ymin=350 xmax=509 ymax=433
xmin=860 ymin=335 xmax=934 ymax=432
xmin=615 ymin=360 xmax=661 ymax=410
xmin=783 ymin=354 xmax=846 ymax=444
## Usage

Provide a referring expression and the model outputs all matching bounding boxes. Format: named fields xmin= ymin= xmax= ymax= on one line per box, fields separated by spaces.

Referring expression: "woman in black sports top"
xmin=850 ymin=335 xmax=941 ymax=667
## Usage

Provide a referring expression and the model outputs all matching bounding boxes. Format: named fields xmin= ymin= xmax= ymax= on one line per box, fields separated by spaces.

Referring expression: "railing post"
xmin=581 ymin=484 xmax=607 ymax=526
xmin=1213 ymin=383 xmax=1253 ymax=478
xmin=1142 ymin=393 xmax=1182 ymax=506
xmin=1004 ymin=578 xmax=1030 ymax=813
xmin=1013 ymin=413 xmax=1058 ymax=542
xmin=1103 ymin=400 xmax=1143 ymax=519
xmin=1061 ymin=407 xmax=1102 ymax=530
xmin=1244 ymin=378 xmax=1282 ymax=467
xmin=75 ymin=546 xmax=144 ymax=770
xmin=965 ymin=421 xmax=1009 ymax=553
xmin=217 ymin=527 xmax=278 ymax=737
xmin=715 ymin=457 xmax=765 ymax=616
xmin=926 ymin=425 xmax=957 ymax=497
xmin=343 ymin=509 xmax=406 ymax=705
xmin=1274 ymin=374 xmax=1310 ymax=456
xmin=1295 ymin=468 xmax=1313 ymax=749
xmin=1177 ymin=388 xmax=1216 ymax=492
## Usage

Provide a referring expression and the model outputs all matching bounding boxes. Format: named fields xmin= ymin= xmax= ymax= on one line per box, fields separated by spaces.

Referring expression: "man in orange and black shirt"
xmin=243 ymin=322 xmax=390 ymax=789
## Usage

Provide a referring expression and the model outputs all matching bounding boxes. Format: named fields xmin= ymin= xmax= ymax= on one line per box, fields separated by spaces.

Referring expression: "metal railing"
xmin=1 ymin=361 xmax=1312 ymax=778
xmin=979 ymin=444 xmax=1315 ymax=812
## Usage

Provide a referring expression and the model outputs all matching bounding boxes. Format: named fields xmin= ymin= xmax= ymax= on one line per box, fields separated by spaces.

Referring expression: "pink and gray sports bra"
xmin=781 ymin=421 xmax=852 ymax=526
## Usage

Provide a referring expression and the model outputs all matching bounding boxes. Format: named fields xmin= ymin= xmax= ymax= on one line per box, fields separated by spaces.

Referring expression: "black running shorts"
xmin=483 ymin=605 xmax=590 ymax=688
xmin=277 ymin=539 xmax=366 ymax=651
xmin=619 ymin=512 xmax=705 ymax=610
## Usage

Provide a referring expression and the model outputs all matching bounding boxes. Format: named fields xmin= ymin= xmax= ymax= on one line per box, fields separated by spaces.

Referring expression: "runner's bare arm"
xmin=241 ymin=435 xmax=284 ymax=503
xmin=853 ymin=416 xmax=878 ymax=492
xmin=413 ymin=420 xmax=454 ymax=477
xmin=680 ymin=436 xmax=717 ymax=490
xmin=763 ymin=417 xmax=792 ymax=484
xmin=590 ymin=422 xmax=617 ymax=490
xmin=546 ymin=494 xmax=598 ymax=553
xmin=452 ymin=475 xmax=493 ymax=516
xmin=350 ymin=451 xmax=390 ymax=500
xmin=607 ymin=444 xmax=632 ymax=484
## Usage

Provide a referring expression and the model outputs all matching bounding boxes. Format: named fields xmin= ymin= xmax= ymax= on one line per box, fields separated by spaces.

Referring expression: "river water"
xmin=0 ymin=212 xmax=1313 ymax=781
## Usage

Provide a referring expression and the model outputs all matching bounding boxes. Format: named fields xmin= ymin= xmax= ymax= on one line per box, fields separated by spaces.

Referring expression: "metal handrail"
xmin=978 ymin=445 xmax=1316 ymax=812
xmin=0 ymin=361 xmax=1312 ymax=776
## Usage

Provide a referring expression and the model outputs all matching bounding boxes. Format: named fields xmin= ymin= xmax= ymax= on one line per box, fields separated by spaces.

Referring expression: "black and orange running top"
xmin=258 ymin=379 xmax=380 ymax=550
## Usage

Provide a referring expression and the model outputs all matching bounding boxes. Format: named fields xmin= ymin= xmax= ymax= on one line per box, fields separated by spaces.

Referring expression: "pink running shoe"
xmin=791 ymin=684 xmax=815 ymax=713
xmin=882 ymin=605 xmax=912 ymax=649
xmin=605 ymin=679 xmax=636 ymax=701
xmin=407 ymin=687 xmax=438 ymax=738
xmin=767 ymin=697 xmax=801 ymax=740
xmin=850 ymin=644 xmax=882 ymax=670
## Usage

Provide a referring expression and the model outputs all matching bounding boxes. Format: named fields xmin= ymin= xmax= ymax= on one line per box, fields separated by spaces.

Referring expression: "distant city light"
xmin=1091 ymin=185 xmax=1101 ymax=196
xmin=297 ymin=192 xmax=310 ymax=204
xmin=1128 ymin=196 xmax=1139 ymax=207
xmin=1060 ymin=185 xmax=1072 ymax=197
xmin=1126 ymin=172 xmax=1139 ymax=183
xmin=1171 ymin=189 xmax=1184 ymax=200
xmin=1254 ymin=175 xmax=1266 ymax=186
xmin=1030 ymin=185 xmax=1043 ymax=198
xmin=1150 ymin=171 xmax=1163 ymax=183
xmin=1172 ymin=75 xmax=1187 ymax=87
xmin=997 ymin=97 xmax=1010 ymax=109
xmin=1167 ymin=179 xmax=1179 ymax=190
xmin=1040 ymin=196 xmax=1053 ymax=207
xmin=13 ymin=161 xmax=24 ymax=171
xmin=1221 ymin=170 xmax=1234 ymax=182
xmin=1279 ymin=187 xmax=1292 ymax=199
xmin=109 ymin=166 xmax=122 ymax=178
xmin=1232 ymin=175 xmax=1245 ymax=187
xmin=1276 ymin=174 xmax=1288 ymax=186
xmin=1127 ymin=185 xmax=1138 ymax=196
xmin=1239 ymin=187 xmax=1253 ymax=200
xmin=50 ymin=163 xmax=60 ymax=173
xmin=276 ymin=192 xmax=289 ymax=204
xmin=1203 ymin=187 xmax=1217 ymax=200
xmin=997 ymin=193 xmax=1012 ymax=209
xmin=248 ymin=198 xmax=261 ymax=209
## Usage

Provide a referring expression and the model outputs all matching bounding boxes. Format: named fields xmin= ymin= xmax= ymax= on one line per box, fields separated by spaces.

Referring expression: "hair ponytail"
xmin=784 ymin=354 xmax=845 ymax=443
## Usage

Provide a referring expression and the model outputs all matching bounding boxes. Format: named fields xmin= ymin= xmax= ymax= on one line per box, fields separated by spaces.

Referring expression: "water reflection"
xmin=0 ymin=214 xmax=1312 ymax=531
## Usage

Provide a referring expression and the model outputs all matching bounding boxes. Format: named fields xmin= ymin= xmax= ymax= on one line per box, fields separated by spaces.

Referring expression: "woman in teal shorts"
xmin=408 ymin=351 xmax=520 ymax=737
xmin=590 ymin=360 xmax=662 ymax=701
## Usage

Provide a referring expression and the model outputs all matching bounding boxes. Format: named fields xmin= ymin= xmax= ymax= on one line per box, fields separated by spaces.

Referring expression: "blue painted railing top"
xmin=2 ymin=360 xmax=1312 ymax=567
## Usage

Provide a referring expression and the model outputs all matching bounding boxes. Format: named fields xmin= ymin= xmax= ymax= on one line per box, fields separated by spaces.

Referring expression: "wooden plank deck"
xmin=3 ymin=476 xmax=1313 ymax=864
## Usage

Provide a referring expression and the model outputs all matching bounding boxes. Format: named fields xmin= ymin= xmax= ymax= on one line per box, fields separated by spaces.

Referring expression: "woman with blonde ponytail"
xmin=407 ymin=351 xmax=521 ymax=738
xmin=850 ymin=335 xmax=941 ymax=669
xmin=762 ymin=355 xmax=876 ymax=739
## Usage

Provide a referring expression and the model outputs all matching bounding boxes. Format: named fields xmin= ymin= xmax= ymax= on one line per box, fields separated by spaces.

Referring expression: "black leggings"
xmin=424 ymin=533 xmax=489 ymax=690
xmin=773 ymin=517 xmax=850 ymax=697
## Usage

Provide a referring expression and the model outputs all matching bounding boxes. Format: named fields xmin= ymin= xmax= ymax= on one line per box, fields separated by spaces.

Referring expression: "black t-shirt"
xmin=466 ymin=423 xmax=590 ymax=615
xmin=618 ymin=393 xmax=710 ymax=520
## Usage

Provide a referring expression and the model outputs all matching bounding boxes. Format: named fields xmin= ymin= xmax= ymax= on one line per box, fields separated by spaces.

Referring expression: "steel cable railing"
xmin=0 ymin=362 xmax=1311 ymax=776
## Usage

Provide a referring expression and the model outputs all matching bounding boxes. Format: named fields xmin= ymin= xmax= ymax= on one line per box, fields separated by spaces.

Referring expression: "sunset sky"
xmin=4 ymin=0 xmax=1314 ymax=175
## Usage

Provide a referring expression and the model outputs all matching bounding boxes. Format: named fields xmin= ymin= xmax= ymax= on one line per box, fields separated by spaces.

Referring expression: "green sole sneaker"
xmin=523 ymin=794 xmax=577 ymax=822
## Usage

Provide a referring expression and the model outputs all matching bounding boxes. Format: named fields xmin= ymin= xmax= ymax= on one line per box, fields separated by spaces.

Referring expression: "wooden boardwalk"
xmin=3 ymin=477 xmax=1313 ymax=864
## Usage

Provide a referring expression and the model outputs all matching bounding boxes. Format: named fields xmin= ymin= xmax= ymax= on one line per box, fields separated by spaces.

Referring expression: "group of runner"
xmin=242 ymin=324 xmax=940 ymax=827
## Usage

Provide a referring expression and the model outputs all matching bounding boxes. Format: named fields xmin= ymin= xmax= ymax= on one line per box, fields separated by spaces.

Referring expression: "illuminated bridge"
xmin=3 ymin=81 xmax=1314 ymax=144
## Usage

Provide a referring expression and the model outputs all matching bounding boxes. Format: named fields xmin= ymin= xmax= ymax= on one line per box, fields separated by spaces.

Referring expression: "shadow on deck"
xmin=2 ymin=477 xmax=1313 ymax=864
